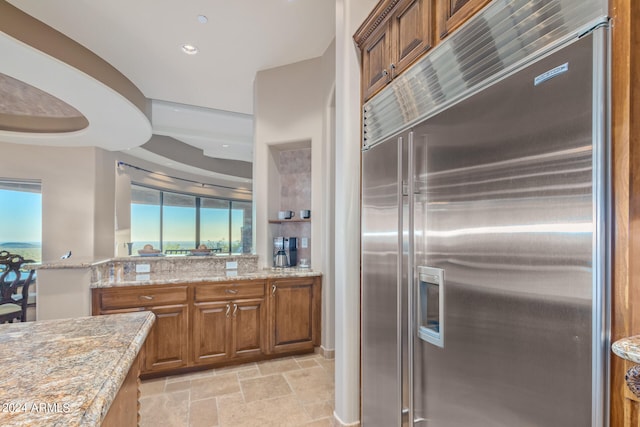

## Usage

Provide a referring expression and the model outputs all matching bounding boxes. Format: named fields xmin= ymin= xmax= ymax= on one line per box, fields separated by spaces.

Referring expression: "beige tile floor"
xmin=140 ymin=353 xmax=335 ymax=427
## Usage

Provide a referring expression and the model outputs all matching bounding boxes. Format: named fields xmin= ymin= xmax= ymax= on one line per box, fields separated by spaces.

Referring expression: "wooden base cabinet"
xmin=92 ymin=276 xmax=321 ymax=376
xmin=144 ymin=304 xmax=189 ymax=372
xmin=269 ymin=276 xmax=321 ymax=354
xmin=192 ymin=297 xmax=266 ymax=365
xmin=192 ymin=301 xmax=231 ymax=365
xmin=192 ymin=280 xmax=267 ymax=366
xmin=232 ymin=298 xmax=266 ymax=358
xmin=101 ymin=353 xmax=142 ymax=427
xmin=91 ymin=285 xmax=190 ymax=375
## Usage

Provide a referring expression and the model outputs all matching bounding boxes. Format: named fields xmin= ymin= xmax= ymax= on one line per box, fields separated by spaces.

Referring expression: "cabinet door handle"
xmin=233 ymin=303 xmax=238 ymax=317
xmin=382 ymin=69 xmax=389 ymax=76
xmin=272 ymin=284 xmax=277 ymax=296
xmin=390 ymin=63 xmax=396 ymax=70
xmin=139 ymin=295 xmax=154 ymax=300
xmin=225 ymin=303 xmax=231 ymax=317
xmin=225 ymin=289 xmax=239 ymax=294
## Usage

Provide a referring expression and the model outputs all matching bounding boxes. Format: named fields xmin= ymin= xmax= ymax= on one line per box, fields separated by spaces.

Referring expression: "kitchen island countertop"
xmin=0 ymin=311 xmax=155 ymax=427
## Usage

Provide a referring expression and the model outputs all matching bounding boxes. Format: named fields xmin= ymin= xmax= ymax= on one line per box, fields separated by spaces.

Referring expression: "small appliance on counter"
xmin=273 ymin=236 xmax=298 ymax=267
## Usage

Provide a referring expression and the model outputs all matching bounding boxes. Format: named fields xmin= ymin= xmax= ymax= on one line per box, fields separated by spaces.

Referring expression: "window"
xmin=201 ymin=198 xmax=230 ymax=252
xmin=232 ymin=200 xmax=252 ymax=254
xmin=162 ymin=192 xmax=196 ymax=251
xmin=0 ymin=180 xmax=42 ymax=262
xmin=130 ymin=186 xmax=161 ymax=253
xmin=130 ymin=184 xmax=252 ymax=254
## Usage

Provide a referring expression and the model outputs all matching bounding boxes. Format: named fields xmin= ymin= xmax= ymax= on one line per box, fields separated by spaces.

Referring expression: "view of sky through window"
xmin=0 ymin=184 xmax=42 ymax=262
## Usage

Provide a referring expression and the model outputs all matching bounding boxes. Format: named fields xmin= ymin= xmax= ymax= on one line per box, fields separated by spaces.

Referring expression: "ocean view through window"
xmin=0 ymin=180 xmax=42 ymax=262
xmin=130 ymin=184 xmax=252 ymax=254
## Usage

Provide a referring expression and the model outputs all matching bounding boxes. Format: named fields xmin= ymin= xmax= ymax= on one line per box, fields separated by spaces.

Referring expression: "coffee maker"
xmin=273 ymin=237 xmax=298 ymax=267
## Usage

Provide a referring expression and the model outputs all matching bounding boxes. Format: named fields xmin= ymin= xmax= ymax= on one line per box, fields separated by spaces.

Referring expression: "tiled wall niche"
xmin=268 ymin=142 xmax=312 ymax=267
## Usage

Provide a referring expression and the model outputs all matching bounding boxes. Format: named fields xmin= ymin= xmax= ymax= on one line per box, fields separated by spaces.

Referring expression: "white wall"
xmin=0 ymin=141 xmax=116 ymax=261
xmin=334 ymin=0 xmax=378 ymax=424
xmin=255 ymin=2 xmax=377 ymax=423
xmin=0 ymin=141 xmax=118 ymax=320
xmin=254 ymin=41 xmax=337 ymax=355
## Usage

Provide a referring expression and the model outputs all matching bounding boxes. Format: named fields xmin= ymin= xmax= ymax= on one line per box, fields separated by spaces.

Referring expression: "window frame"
xmin=0 ymin=179 xmax=42 ymax=263
xmin=130 ymin=183 xmax=251 ymax=254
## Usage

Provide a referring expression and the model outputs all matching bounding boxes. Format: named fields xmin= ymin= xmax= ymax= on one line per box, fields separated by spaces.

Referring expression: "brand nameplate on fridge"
xmin=534 ymin=63 xmax=569 ymax=86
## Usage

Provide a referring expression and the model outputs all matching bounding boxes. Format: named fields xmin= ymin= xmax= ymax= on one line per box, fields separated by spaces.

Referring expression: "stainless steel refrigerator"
xmin=360 ymin=3 xmax=609 ymax=426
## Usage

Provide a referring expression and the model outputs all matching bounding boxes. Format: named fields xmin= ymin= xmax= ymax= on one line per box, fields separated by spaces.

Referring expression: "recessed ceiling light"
xmin=181 ymin=44 xmax=198 ymax=55
xmin=197 ymin=15 xmax=208 ymax=24
xmin=222 ymin=144 xmax=230 ymax=148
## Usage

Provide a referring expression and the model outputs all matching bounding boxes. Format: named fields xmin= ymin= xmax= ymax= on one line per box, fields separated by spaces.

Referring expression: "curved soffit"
xmin=142 ymin=135 xmax=253 ymax=180
xmin=0 ymin=1 xmax=151 ymax=149
xmin=0 ymin=72 xmax=89 ymax=132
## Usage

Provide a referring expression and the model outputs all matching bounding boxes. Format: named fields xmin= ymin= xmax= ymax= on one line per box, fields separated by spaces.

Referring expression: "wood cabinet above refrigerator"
xmin=354 ymin=0 xmax=495 ymax=102
xmin=438 ymin=0 xmax=492 ymax=39
xmin=354 ymin=0 xmax=433 ymax=101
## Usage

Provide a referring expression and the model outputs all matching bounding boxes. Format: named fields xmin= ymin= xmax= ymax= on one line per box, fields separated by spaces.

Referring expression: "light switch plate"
xmin=226 ymin=261 xmax=238 ymax=270
xmin=136 ymin=264 xmax=151 ymax=273
xmin=301 ymin=238 xmax=308 ymax=248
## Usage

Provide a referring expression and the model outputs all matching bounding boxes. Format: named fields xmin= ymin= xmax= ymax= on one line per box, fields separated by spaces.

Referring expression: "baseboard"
xmin=333 ymin=411 xmax=360 ymax=427
xmin=317 ymin=345 xmax=335 ymax=359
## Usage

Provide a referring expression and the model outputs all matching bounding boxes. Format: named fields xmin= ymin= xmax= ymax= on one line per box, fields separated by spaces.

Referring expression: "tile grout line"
xmin=140 ymin=357 xmax=336 ymax=426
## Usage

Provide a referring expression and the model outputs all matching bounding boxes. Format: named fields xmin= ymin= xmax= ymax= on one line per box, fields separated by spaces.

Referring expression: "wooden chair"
xmin=0 ymin=254 xmax=36 ymax=323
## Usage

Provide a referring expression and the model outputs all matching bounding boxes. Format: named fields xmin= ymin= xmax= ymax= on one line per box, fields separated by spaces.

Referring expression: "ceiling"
xmin=1 ymin=0 xmax=335 ymax=174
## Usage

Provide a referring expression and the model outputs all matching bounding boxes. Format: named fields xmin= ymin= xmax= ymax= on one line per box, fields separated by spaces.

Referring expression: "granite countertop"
xmin=92 ymin=267 xmax=322 ymax=288
xmin=612 ymin=336 xmax=640 ymax=364
xmin=33 ymin=254 xmax=259 ymax=270
xmin=0 ymin=311 xmax=155 ymax=427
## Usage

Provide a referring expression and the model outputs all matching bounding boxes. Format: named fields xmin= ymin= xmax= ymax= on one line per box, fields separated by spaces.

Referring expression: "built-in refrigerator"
xmin=360 ymin=1 xmax=610 ymax=426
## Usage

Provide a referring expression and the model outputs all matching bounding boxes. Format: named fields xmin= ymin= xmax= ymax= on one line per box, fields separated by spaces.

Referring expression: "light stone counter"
xmin=613 ymin=336 xmax=640 ymax=399
xmin=31 ymin=255 xmax=321 ymax=317
xmin=91 ymin=267 xmax=322 ymax=288
xmin=32 ymin=254 xmax=260 ymax=270
xmin=0 ymin=311 xmax=155 ymax=426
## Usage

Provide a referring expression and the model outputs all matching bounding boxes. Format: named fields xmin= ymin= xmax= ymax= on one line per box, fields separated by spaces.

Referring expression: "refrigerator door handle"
xmin=417 ymin=266 xmax=445 ymax=348
xmin=407 ymin=131 xmax=415 ymax=426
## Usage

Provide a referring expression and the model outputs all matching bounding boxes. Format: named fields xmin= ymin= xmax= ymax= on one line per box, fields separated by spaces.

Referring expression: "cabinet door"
xmin=438 ymin=0 xmax=492 ymax=39
xmin=231 ymin=298 xmax=266 ymax=359
xmin=144 ymin=304 xmax=189 ymax=373
xmin=392 ymin=0 xmax=432 ymax=77
xmin=192 ymin=301 xmax=231 ymax=365
xmin=270 ymin=278 xmax=318 ymax=353
xmin=362 ymin=20 xmax=393 ymax=101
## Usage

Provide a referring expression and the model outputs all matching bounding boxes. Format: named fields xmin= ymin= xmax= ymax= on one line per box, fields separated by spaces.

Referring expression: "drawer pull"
xmin=139 ymin=295 xmax=154 ymax=300
xmin=225 ymin=304 xmax=231 ymax=317
xmin=233 ymin=303 xmax=238 ymax=317
xmin=225 ymin=289 xmax=239 ymax=294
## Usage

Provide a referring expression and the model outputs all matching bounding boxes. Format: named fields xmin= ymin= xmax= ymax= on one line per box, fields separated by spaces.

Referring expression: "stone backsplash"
xmin=92 ymin=255 xmax=259 ymax=283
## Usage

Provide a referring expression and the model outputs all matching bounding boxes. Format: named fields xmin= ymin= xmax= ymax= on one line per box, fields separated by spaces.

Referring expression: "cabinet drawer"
xmin=99 ymin=286 xmax=189 ymax=310
xmin=195 ymin=281 xmax=265 ymax=302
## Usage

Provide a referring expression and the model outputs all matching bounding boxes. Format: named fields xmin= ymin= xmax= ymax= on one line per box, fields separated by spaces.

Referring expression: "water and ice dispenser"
xmin=418 ymin=266 xmax=445 ymax=348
